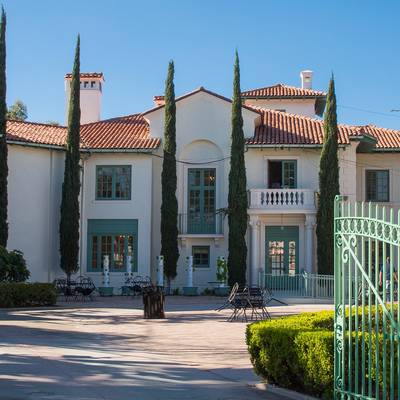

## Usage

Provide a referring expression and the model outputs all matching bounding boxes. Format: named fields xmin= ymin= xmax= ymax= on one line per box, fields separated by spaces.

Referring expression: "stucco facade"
xmin=6 ymin=73 xmax=400 ymax=291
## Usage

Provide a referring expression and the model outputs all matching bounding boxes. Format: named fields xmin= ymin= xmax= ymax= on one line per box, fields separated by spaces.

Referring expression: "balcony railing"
xmin=248 ymin=188 xmax=316 ymax=210
xmin=178 ymin=213 xmax=224 ymax=235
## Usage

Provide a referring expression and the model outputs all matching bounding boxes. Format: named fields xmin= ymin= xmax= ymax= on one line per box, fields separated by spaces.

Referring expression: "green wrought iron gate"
xmin=334 ymin=196 xmax=399 ymax=399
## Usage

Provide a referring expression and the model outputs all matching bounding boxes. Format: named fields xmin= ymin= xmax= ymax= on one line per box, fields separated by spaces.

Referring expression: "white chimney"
xmin=300 ymin=70 xmax=313 ymax=90
xmin=65 ymin=72 xmax=104 ymax=124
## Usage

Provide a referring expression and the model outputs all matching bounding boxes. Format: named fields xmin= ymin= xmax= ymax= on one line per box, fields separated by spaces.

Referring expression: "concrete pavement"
xmin=0 ymin=296 xmax=333 ymax=400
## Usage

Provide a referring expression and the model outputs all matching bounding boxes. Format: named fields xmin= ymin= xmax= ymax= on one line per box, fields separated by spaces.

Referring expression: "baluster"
xmin=260 ymin=191 xmax=265 ymax=206
xmin=266 ymin=191 xmax=270 ymax=206
xmin=300 ymin=191 xmax=304 ymax=205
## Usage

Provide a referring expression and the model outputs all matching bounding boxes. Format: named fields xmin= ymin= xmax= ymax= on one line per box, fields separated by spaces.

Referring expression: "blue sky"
xmin=3 ymin=0 xmax=400 ymax=129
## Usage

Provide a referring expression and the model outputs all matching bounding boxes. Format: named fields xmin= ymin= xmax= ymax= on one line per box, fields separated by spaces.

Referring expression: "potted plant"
xmin=214 ymin=257 xmax=229 ymax=296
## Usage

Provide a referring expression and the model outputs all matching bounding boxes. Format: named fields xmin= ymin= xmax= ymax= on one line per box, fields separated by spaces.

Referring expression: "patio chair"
xmin=74 ymin=276 xmax=96 ymax=301
xmin=53 ymin=277 xmax=76 ymax=301
xmin=247 ymin=286 xmax=271 ymax=321
xmin=227 ymin=288 xmax=250 ymax=322
xmin=215 ymin=282 xmax=238 ymax=311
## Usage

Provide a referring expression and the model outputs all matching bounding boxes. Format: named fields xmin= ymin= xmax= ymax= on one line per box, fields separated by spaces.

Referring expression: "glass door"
xmin=188 ymin=169 xmax=216 ymax=234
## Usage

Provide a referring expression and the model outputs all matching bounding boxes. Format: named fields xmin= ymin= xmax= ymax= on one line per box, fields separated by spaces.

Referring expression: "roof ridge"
xmin=80 ymin=113 xmax=143 ymax=126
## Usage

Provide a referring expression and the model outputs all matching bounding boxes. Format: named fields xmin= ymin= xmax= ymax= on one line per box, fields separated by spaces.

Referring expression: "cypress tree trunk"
xmin=227 ymin=51 xmax=248 ymax=287
xmin=316 ymin=76 xmax=339 ymax=275
xmin=160 ymin=61 xmax=179 ymax=288
xmin=59 ymin=36 xmax=81 ymax=281
xmin=0 ymin=8 xmax=7 ymax=247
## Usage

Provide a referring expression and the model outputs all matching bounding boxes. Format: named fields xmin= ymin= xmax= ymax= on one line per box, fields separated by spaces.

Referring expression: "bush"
xmin=0 ymin=246 xmax=30 ymax=282
xmin=246 ymin=309 xmax=399 ymax=399
xmin=0 ymin=282 xmax=57 ymax=307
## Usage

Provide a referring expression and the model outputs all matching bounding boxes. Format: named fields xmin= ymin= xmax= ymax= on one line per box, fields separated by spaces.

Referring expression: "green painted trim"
xmin=95 ymin=165 xmax=132 ymax=200
xmin=265 ymin=226 xmax=299 ymax=274
xmin=87 ymin=219 xmax=138 ymax=273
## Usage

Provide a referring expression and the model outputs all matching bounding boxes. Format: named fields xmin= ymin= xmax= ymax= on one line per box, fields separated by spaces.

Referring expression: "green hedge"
xmin=0 ymin=282 xmax=57 ymax=307
xmin=246 ymin=309 xmax=399 ymax=399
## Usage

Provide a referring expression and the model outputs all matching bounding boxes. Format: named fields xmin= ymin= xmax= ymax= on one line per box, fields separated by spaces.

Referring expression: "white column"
xmin=249 ymin=217 xmax=261 ymax=286
xmin=305 ymin=214 xmax=316 ymax=273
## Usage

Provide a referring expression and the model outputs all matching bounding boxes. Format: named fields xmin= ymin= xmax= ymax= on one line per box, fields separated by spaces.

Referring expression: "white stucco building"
xmin=5 ymin=71 xmax=400 ymax=290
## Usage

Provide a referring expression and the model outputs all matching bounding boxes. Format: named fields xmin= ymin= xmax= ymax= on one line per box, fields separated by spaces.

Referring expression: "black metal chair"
xmin=247 ymin=286 xmax=271 ymax=321
xmin=74 ymin=276 xmax=96 ymax=301
xmin=53 ymin=278 xmax=77 ymax=301
xmin=215 ymin=282 xmax=238 ymax=311
xmin=227 ymin=288 xmax=250 ymax=322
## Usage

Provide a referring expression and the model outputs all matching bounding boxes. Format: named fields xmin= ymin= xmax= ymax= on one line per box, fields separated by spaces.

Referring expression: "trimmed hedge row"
xmin=0 ymin=282 xmax=57 ymax=307
xmin=246 ymin=309 xmax=399 ymax=399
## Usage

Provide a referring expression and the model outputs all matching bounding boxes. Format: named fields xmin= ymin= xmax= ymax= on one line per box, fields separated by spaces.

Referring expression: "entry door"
xmin=188 ymin=169 xmax=216 ymax=234
xmin=265 ymin=226 xmax=299 ymax=275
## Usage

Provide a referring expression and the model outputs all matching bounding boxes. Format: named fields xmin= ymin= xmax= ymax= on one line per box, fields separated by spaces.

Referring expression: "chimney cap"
xmin=65 ymin=72 xmax=105 ymax=81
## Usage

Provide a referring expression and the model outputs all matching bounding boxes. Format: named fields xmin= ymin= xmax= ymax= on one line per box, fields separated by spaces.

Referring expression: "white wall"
xmin=243 ymin=98 xmax=317 ymax=118
xmin=8 ymin=145 xmax=65 ymax=282
xmin=81 ymin=152 xmax=153 ymax=288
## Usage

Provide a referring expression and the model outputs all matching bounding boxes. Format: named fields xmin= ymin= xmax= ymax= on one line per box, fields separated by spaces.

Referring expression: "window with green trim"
xmin=87 ymin=219 xmax=138 ymax=272
xmin=192 ymin=246 xmax=210 ymax=268
xmin=96 ymin=165 xmax=131 ymax=200
xmin=366 ymin=170 xmax=389 ymax=202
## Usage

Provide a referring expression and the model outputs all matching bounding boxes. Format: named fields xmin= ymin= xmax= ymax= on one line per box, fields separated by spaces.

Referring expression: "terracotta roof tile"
xmin=6 ymin=114 xmax=160 ymax=150
xmin=246 ymin=106 xmax=400 ymax=149
xmin=241 ymin=83 xmax=326 ymax=99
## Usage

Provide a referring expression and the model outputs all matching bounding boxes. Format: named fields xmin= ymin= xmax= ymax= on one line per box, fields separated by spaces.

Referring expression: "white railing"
xmin=262 ymin=272 xmax=334 ymax=299
xmin=248 ymin=188 xmax=316 ymax=210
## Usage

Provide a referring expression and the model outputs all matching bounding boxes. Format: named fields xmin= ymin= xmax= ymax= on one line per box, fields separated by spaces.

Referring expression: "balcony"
xmin=248 ymin=188 xmax=316 ymax=212
xmin=178 ymin=213 xmax=224 ymax=235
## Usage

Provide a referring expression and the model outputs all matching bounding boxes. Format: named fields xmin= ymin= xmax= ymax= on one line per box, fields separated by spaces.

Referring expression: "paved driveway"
xmin=0 ymin=296 xmax=332 ymax=400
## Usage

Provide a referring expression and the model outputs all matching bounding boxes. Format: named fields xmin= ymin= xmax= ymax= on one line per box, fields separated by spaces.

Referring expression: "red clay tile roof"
xmin=6 ymin=114 xmax=159 ymax=150
xmin=65 ymin=72 xmax=104 ymax=80
xmin=7 ymin=120 xmax=67 ymax=147
xmin=241 ymin=84 xmax=326 ymax=99
xmin=246 ymin=106 xmax=400 ymax=149
xmin=80 ymin=114 xmax=159 ymax=150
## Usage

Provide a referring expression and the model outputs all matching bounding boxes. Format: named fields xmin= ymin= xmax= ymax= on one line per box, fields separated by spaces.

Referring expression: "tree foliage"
xmin=0 ymin=8 xmax=7 ymax=248
xmin=316 ymin=76 xmax=340 ymax=275
xmin=227 ymin=51 xmax=248 ymax=287
xmin=59 ymin=36 xmax=81 ymax=280
xmin=160 ymin=61 xmax=179 ymax=284
xmin=7 ymin=100 xmax=27 ymax=121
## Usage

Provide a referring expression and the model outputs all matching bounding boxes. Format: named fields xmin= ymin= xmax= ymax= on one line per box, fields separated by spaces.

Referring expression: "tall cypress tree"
xmin=227 ymin=51 xmax=248 ymax=287
xmin=316 ymin=76 xmax=339 ymax=275
xmin=160 ymin=61 xmax=179 ymax=287
xmin=59 ymin=36 xmax=81 ymax=280
xmin=0 ymin=8 xmax=7 ymax=248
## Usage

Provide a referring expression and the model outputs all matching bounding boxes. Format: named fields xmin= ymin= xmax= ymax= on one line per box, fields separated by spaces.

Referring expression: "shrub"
xmin=246 ymin=309 xmax=399 ymax=399
xmin=0 ymin=282 xmax=56 ymax=307
xmin=0 ymin=246 xmax=30 ymax=282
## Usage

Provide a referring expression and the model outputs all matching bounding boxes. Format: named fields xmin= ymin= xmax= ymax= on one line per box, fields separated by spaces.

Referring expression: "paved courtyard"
xmin=0 ymin=296 xmax=333 ymax=400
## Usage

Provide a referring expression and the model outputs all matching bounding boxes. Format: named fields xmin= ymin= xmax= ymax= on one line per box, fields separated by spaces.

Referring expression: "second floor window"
xmin=96 ymin=165 xmax=131 ymax=200
xmin=268 ymin=160 xmax=297 ymax=189
xmin=366 ymin=170 xmax=389 ymax=202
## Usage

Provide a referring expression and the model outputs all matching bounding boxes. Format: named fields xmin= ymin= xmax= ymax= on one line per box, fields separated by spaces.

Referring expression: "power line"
xmin=338 ymin=104 xmax=400 ymax=119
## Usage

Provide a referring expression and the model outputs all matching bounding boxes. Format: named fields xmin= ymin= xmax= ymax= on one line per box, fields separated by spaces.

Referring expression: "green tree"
xmin=227 ymin=51 xmax=248 ymax=287
xmin=160 ymin=61 xmax=179 ymax=288
xmin=0 ymin=8 xmax=7 ymax=247
xmin=7 ymin=100 xmax=27 ymax=121
xmin=59 ymin=36 xmax=81 ymax=281
xmin=316 ymin=76 xmax=339 ymax=275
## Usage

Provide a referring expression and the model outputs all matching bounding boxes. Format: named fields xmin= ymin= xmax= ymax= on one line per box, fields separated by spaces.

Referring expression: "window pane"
xmin=193 ymin=246 xmax=210 ymax=268
xmin=91 ymin=236 xmax=98 ymax=270
xmin=101 ymin=236 xmax=112 ymax=267
xmin=115 ymin=166 xmax=131 ymax=199
xmin=203 ymin=169 xmax=215 ymax=187
xmin=97 ymin=167 xmax=113 ymax=198
xmin=366 ymin=170 xmax=389 ymax=201
xmin=113 ymin=235 xmax=125 ymax=270
xmin=269 ymin=241 xmax=284 ymax=275
xmin=288 ymin=241 xmax=296 ymax=276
